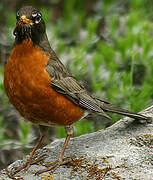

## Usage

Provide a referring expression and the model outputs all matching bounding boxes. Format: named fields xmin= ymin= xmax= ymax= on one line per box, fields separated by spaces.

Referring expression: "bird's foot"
xmin=35 ymin=157 xmax=72 ymax=175
xmin=6 ymin=154 xmax=45 ymax=178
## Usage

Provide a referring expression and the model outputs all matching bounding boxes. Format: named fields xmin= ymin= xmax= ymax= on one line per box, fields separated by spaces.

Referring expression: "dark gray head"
xmin=14 ymin=6 xmax=46 ymax=44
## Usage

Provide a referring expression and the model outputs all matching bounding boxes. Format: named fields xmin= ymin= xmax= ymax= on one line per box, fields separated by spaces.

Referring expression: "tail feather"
xmin=96 ymin=99 xmax=151 ymax=121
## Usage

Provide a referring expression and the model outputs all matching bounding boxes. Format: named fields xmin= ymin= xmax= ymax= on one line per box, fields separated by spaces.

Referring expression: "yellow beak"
xmin=20 ymin=15 xmax=33 ymax=25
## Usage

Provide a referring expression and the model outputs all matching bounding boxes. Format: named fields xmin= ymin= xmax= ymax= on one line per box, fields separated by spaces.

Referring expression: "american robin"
xmin=4 ymin=6 xmax=151 ymax=175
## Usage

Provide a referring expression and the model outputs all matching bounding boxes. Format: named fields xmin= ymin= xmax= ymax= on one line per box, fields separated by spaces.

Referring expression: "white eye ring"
xmin=32 ymin=12 xmax=42 ymax=18
xmin=35 ymin=19 xmax=41 ymax=24
xmin=16 ymin=11 xmax=20 ymax=18
xmin=32 ymin=12 xmax=42 ymax=24
xmin=38 ymin=13 xmax=42 ymax=17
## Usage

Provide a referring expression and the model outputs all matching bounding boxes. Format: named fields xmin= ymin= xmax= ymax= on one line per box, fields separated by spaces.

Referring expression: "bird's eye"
xmin=32 ymin=12 xmax=42 ymax=24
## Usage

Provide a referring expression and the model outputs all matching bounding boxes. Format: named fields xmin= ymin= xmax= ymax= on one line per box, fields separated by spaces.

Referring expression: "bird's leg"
xmin=7 ymin=125 xmax=48 ymax=175
xmin=58 ymin=125 xmax=73 ymax=163
xmin=36 ymin=125 xmax=74 ymax=175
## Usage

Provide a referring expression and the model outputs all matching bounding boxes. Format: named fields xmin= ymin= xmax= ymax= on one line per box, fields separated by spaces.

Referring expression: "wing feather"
xmin=46 ymin=57 xmax=105 ymax=113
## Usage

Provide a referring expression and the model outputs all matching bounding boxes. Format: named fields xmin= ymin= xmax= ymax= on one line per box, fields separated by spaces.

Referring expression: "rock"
xmin=0 ymin=105 xmax=153 ymax=180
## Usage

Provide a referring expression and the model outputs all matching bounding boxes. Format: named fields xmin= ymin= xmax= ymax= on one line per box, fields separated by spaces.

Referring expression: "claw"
xmin=5 ymin=154 xmax=45 ymax=178
xmin=35 ymin=157 xmax=72 ymax=175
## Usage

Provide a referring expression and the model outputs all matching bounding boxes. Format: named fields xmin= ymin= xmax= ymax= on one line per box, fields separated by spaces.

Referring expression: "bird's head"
xmin=14 ymin=6 xmax=46 ymax=44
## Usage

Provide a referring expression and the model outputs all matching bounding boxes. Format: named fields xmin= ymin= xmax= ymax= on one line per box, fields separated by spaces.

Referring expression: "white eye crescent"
xmin=16 ymin=11 xmax=20 ymax=19
xmin=17 ymin=11 xmax=20 ymax=16
xmin=35 ymin=20 xmax=40 ymax=24
xmin=35 ymin=17 xmax=41 ymax=24
xmin=38 ymin=13 xmax=42 ymax=17
xmin=32 ymin=13 xmax=37 ymax=17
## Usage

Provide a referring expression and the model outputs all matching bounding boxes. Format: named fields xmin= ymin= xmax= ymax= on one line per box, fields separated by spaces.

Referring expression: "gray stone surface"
xmin=0 ymin=105 xmax=153 ymax=180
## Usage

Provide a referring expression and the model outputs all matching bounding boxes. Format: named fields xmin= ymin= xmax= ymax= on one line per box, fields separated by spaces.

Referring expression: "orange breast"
xmin=4 ymin=40 xmax=83 ymax=126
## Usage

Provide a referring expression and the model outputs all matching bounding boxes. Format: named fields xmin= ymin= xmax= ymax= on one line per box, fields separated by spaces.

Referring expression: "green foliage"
xmin=75 ymin=120 xmax=94 ymax=136
xmin=0 ymin=116 xmax=5 ymax=144
xmin=19 ymin=121 xmax=32 ymax=146
xmin=0 ymin=66 xmax=4 ymax=93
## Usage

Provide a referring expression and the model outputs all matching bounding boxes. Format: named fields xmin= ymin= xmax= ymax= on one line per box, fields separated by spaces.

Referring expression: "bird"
xmin=4 ymin=6 xmax=151 ymax=175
